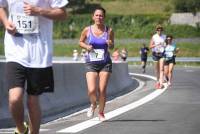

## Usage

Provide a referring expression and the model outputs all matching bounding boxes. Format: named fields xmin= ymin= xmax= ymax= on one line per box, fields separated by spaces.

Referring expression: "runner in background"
xmin=120 ymin=47 xmax=128 ymax=61
xmin=72 ymin=49 xmax=79 ymax=61
xmin=139 ymin=43 xmax=149 ymax=73
xmin=112 ymin=48 xmax=120 ymax=62
xmin=79 ymin=7 xmax=114 ymax=121
xmin=164 ymin=35 xmax=179 ymax=87
xmin=149 ymin=25 xmax=166 ymax=89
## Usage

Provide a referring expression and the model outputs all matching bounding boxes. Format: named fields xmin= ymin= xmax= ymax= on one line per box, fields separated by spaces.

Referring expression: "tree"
xmin=174 ymin=0 xmax=200 ymax=14
xmin=67 ymin=0 xmax=86 ymax=12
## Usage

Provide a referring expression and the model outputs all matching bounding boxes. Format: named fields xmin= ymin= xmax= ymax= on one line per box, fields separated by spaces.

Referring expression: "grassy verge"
xmin=1 ymin=43 xmax=200 ymax=66
xmin=53 ymin=42 xmax=200 ymax=57
xmin=1 ymin=42 xmax=200 ymax=57
xmin=113 ymin=42 xmax=200 ymax=57
xmin=0 ymin=44 xmax=4 ymax=55
xmin=88 ymin=0 xmax=173 ymax=15
xmin=128 ymin=61 xmax=200 ymax=67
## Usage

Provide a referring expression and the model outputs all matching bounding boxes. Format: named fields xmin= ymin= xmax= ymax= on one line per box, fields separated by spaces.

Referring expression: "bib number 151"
xmin=11 ymin=13 xmax=39 ymax=34
xmin=17 ymin=20 xmax=32 ymax=29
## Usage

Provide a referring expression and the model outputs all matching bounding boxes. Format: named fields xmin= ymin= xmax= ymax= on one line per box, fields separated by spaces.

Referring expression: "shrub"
xmin=173 ymin=0 xmax=200 ymax=13
xmin=0 ymin=14 xmax=200 ymax=39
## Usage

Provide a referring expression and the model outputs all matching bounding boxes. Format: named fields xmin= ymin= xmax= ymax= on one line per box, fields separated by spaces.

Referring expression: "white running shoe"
xmin=167 ymin=82 xmax=172 ymax=87
xmin=87 ymin=104 xmax=96 ymax=118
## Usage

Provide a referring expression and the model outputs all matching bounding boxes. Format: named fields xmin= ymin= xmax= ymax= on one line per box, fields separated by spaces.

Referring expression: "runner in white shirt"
xmin=0 ymin=0 xmax=68 ymax=133
xmin=149 ymin=25 xmax=166 ymax=89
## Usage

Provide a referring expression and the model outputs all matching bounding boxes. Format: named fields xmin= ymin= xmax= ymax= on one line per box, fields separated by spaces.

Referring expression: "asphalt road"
xmin=1 ymin=65 xmax=200 ymax=134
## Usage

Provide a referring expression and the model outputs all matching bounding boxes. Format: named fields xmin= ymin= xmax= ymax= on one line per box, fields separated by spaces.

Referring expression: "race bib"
xmin=165 ymin=52 xmax=173 ymax=57
xmin=165 ymin=45 xmax=175 ymax=57
xmin=155 ymin=45 xmax=164 ymax=53
xmin=11 ymin=13 xmax=39 ymax=34
xmin=89 ymin=49 xmax=105 ymax=61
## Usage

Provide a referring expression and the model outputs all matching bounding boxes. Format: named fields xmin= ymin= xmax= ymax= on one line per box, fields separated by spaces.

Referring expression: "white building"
xmin=170 ymin=12 xmax=200 ymax=27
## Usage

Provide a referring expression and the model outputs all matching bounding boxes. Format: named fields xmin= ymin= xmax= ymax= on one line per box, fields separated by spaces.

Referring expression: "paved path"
xmin=1 ymin=65 xmax=200 ymax=134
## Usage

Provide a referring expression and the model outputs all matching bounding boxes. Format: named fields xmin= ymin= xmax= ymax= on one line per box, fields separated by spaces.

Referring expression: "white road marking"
xmin=185 ymin=70 xmax=194 ymax=72
xmin=57 ymin=73 xmax=167 ymax=133
xmin=43 ymin=73 xmax=144 ymax=126
xmin=129 ymin=73 xmax=157 ymax=81
xmin=0 ymin=129 xmax=50 ymax=133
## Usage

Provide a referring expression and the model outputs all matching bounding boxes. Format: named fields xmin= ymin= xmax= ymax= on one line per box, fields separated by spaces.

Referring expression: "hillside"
xmin=86 ymin=0 xmax=173 ymax=15
xmin=0 ymin=0 xmax=200 ymax=39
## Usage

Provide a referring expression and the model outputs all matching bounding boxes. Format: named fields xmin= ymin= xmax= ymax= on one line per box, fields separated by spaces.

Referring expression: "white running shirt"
xmin=151 ymin=33 xmax=166 ymax=53
xmin=0 ymin=0 xmax=68 ymax=68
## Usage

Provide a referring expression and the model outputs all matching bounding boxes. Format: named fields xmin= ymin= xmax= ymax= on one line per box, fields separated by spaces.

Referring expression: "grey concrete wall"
xmin=0 ymin=62 xmax=134 ymax=128
xmin=170 ymin=12 xmax=200 ymax=27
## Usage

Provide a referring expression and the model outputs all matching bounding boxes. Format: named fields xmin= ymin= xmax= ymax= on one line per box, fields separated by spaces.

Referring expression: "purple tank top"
xmin=86 ymin=26 xmax=111 ymax=64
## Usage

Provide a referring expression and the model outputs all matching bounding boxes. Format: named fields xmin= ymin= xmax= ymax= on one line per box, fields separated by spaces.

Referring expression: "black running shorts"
xmin=85 ymin=61 xmax=112 ymax=73
xmin=152 ymin=52 xmax=164 ymax=61
xmin=5 ymin=62 xmax=54 ymax=95
xmin=164 ymin=57 xmax=176 ymax=65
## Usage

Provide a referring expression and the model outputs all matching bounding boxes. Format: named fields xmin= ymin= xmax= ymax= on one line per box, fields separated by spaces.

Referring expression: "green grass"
xmin=88 ymin=0 xmax=173 ymax=15
xmin=1 ymin=42 xmax=200 ymax=66
xmin=51 ymin=42 xmax=200 ymax=57
xmin=1 ymin=42 xmax=200 ymax=57
xmin=175 ymin=62 xmax=200 ymax=67
xmin=1 ymin=1 xmax=200 ymax=39
xmin=177 ymin=43 xmax=200 ymax=57
xmin=53 ymin=44 xmax=80 ymax=57
xmin=113 ymin=42 xmax=200 ymax=57
xmin=53 ymin=43 xmax=200 ymax=57
xmin=128 ymin=61 xmax=200 ymax=67
xmin=0 ymin=44 xmax=4 ymax=55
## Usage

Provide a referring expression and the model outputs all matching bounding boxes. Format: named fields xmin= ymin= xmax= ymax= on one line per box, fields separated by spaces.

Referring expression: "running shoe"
xmin=157 ymin=84 xmax=164 ymax=89
xmin=14 ymin=122 xmax=29 ymax=134
xmin=87 ymin=104 xmax=96 ymax=118
xmin=98 ymin=112 xmax=105 ymax=121
xmin=167 ymin=82 xmax=172 ymax=87
xmin=163 ymin=79 xmax=168 ymax=83
xmin=155 ymin=82 xmax=164 ymax=89
xmin=155 ymin=82 xmax=160 ymax=89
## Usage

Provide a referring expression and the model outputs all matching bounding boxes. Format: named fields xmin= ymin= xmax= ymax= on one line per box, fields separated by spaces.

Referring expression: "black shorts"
xmin=121 ymin=57 xmax=127 ymax=61
xmin=5 ymin=62 xmax=54 ymax=95
xmin=152 ymin=52 xmax=164 ymax=61
xmin=141 ymin=57 xmax=147 ymax=62
xmin=165 ymin=57 xmax=176 ymax=65
xmin=85 ymin=61 xmax=112 ymax=73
